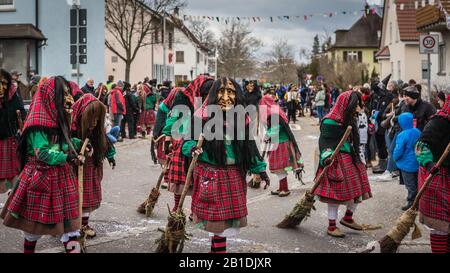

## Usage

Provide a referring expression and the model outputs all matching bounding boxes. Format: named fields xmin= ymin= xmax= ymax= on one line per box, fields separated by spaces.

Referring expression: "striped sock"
xmin=447 ymin=234 xmax=450 ymax=253
xmin=173 ymin=194 xmax=181 ymax=212
xmin=82 ymin=216 xmax=89 ymax=227
xmin=279 ymin=177 xmax=288 ymax=192
xmin=430 ymin=234 xmax=447 ymax=254
xmin=211 ymin=236 xmax=227 ymax=253
xmin=328 ymin=219 xmax=337 ymax=232
xmin=24 ymin=239 xmax=37 ymax=254
xmin=343 ymin=210 xmax=354 ymax=223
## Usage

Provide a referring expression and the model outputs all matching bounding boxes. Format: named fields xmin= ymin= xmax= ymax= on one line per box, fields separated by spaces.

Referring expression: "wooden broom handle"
xmin=78 ymin=138 xmax=90 ymax=228
xmin=411 ymin=142 xmax=450 ymax=210
xmin=16 ymin=110 xmax=24 ymax=132
xmin=177 ymin=135 xmax=204 ymax=214
xmin=310 ymin=126 xmax=352 ymax=194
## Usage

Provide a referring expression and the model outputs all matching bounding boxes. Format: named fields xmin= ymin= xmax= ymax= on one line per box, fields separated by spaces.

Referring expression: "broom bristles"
xmin=154 ymin=211 xmax=187 ymax=253
xmin=379 ymin=235 xmax=399 ymax=253
xmin=145 ymin=188 xmax=161 ymax=217
xmin=276 ymin=192 xmax=315 ymax=229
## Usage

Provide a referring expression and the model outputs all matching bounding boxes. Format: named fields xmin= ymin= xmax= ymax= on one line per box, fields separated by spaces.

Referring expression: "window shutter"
xmin=343 ymin=51 xmax=348 ymax=62
xmin=358 ymin=51 xmax=362 ymax=63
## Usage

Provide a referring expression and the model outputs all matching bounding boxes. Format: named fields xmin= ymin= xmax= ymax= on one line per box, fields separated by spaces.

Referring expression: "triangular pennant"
xmin=216 ymin=17 xmax=220 ymax=22
xmin=304 ymin=15 xmax=308 ymax=20
xmin=270 ymin=16 xmax=273 ymax=22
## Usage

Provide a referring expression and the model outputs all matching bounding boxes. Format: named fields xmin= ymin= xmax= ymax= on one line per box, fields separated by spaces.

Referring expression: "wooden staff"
xmin=78 ymin=138 xmax=90 ymax=251
xmin=16 ymin=110 xmax=24 ymax=133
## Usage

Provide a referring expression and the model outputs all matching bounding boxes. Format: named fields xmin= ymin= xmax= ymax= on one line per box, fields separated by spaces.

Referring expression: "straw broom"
xmin=78 ymin=138 xmax=90 ymax=253
xmin=277 ymin=126 xmax=353 ymax=229
xmin=363 ymin=142 xmax=450 ymax=253
xmin=136 ymin=161 xmax=169 ymax=217
xmin=137 ymin=136 xmax=168 ymax=215
xmin=155 ymin=135 xmax=204 ymax=253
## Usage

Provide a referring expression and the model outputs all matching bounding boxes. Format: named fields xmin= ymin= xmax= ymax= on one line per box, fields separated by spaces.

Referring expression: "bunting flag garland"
xmin=180 ymin=5 xmax=385 ymax=24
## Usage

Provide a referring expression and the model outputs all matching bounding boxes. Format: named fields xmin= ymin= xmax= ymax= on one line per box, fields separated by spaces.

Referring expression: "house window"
xmin=391 ymin=62 xmax=394 ymax=77
xmin=0 ymin=0 xmax=14 ymax=10
xmin=397 ymin=60 xmax=401 ymax=80
xmin=196 ymin=51 xmax=200 ymax=63
xmin=389 ymin=22 xmax=393 ymax=45
xmin=111 ymin=56 xmax=118 ymax=63
xmin=438 ymin=44 xmax=446 ymax=74
xmin=153 ymin=31 xmax=159 ymax=44
xmin=343 ymin=51 xmax=362 ymax=62
xmin=168 ymin=32 xmax=173 ymax=50
xmin=176 ymin=51 xmax=184 ymax=63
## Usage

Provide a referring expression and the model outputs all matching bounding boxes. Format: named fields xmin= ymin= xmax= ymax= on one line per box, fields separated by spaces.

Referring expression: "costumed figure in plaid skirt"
xmin=71 ymin=93 xmax=116 ymax=239
xmin=182 ymin=78 xmax=270 ymax=253
xmin=137 ymin=87 xmax=184 ymax=213
xmin=0 ymin=69 xmax=26 ymax=195
xmin=314 ymin=90 xmax=372 ymax=238
xmin=1 ymin=76 xmax=86 ymax=253
xmin=415 ymin=94 xmax=450 ymax=253
xmin=162 ymin=75 xmax=214 ymax=212
xmin=259 ymin=95 xmax=303 ymax=197
xmin=137 ymin=83 xmax=156 ymax=138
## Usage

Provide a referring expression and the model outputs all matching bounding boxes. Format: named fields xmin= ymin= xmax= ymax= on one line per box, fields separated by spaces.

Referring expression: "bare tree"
xmin=319 ymin=57 xmax=368 ymax=89
xmin=105 ymin=0 xmax=186 ymax=82
xmin=188 ymin=20 xmax=216 ymax=52
xmin=262 ymin=39 xmax=298 ymax=85
xmin=216 ymin=21 xmax=261 ymax=79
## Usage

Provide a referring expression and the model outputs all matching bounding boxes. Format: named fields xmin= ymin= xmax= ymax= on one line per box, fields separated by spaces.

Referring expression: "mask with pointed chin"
xmin=0 ymin=77 xmax=7 ymax=99
xmin=217 ymin=79 xmax=236 ymax=112
xmin=63 ymin=85 xmax=75 ymax=114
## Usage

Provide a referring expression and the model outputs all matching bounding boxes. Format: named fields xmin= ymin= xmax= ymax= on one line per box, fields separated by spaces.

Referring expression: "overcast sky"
xmin=183 ymin=0 xmax=384 ymax=62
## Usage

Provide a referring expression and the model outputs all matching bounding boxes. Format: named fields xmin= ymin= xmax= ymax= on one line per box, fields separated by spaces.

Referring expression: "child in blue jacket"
xmin=393 ymin=112 xmax=421 ymax=211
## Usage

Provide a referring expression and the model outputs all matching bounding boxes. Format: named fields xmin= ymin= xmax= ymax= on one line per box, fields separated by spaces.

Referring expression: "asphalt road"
xmin=0 ymin=116 xmax=430 ymax=253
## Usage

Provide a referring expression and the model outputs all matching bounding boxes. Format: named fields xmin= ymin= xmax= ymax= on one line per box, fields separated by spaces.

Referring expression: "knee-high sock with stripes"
xmin=343 ymin=201 xmax=358 ymax=223
xmin=173 ymin=194 xmax=181 ymax=212
xmin=24 ymin=239 xmax=37 ymax=254
xmin=23 ymin=233 xmax=42 ymax=254
xmin=211 ymin=235 xmax=227 ymax=253
xmin=327 ymin=204 xmax=339 ymax=231
xmin=82 ymin=212 xmax=90 ymax=227
xmin=429 ymin=230 xmax=448 ymax=254
xmin=277 ymin=173 xmax=288 ymax=192
xmin=447 ymin=233 xmax=450 ymax=253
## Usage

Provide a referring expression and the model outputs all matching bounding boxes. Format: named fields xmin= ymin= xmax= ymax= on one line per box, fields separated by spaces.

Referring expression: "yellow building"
xmin=326 ymin=10 xmax=383 ymax=77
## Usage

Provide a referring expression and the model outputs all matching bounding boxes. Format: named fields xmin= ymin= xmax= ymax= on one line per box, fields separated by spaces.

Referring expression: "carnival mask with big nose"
xmin=217 ymin=79 xmax=236 ymax=112
xmin=0 ymin=77 xmax=7 ymax=99
xmin=247 ymin=82 xmax=254 ymax=93
xmin=63 ymin=85 xmax=75 ymax=114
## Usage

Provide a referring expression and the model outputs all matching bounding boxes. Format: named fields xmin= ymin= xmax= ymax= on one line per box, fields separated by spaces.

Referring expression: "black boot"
xmin=372 ymin=159 xmax=387 ymax=174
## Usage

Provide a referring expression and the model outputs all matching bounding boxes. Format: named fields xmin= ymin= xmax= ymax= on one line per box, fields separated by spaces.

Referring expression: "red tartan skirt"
xmin=6 ymin=157 xmax=79 ymax=224
xmin=0 ymin=137 xmax=20 ymax=180
xmin=138 ymin=110 xmax=155 ymax=127
xmin=313 ymin=153 xmax=372 ymax=203
xmin=156 ymin=140 xmax=167 ymax=162
xmin=268 ymin=141 xmax=292 ymax=172
xmin=168 ymin=139 xmax=187 ymax=194
xmin=418 ymin=166 xmax=449 ymax=229
xmin=192 ymin=162 xmax=247 ymax=222
xmin=79 ymin=157 xmax=103 ymax=212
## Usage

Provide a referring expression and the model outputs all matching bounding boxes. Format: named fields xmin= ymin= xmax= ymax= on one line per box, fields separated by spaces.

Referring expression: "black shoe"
xmin=401 ymin=204 xmax=412 ymax=211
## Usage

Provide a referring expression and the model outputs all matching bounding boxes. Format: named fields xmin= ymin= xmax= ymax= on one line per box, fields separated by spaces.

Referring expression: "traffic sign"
xmin=420 ymin=34 xmax=439 ymax=54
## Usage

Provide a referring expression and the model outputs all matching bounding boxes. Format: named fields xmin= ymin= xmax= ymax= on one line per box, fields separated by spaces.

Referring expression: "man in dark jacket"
xmin=159 ymin=81 xmax=172 ymax=100
xmin=81 ymin=78 xmax=95 ymax=95
xmin=371 ymin=75 xmax=395 ymax=174
xmin=121 ymin=82 xmax=139 ymax=139
xmin=401 ymin=86 xmax=436 ymax=131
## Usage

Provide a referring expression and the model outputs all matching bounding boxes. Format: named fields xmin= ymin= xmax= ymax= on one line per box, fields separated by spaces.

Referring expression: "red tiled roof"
xmin=396 ymin=0 xmax=420 ymax=41
xmin=375 ymin=45 xmax=390 ymax=57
